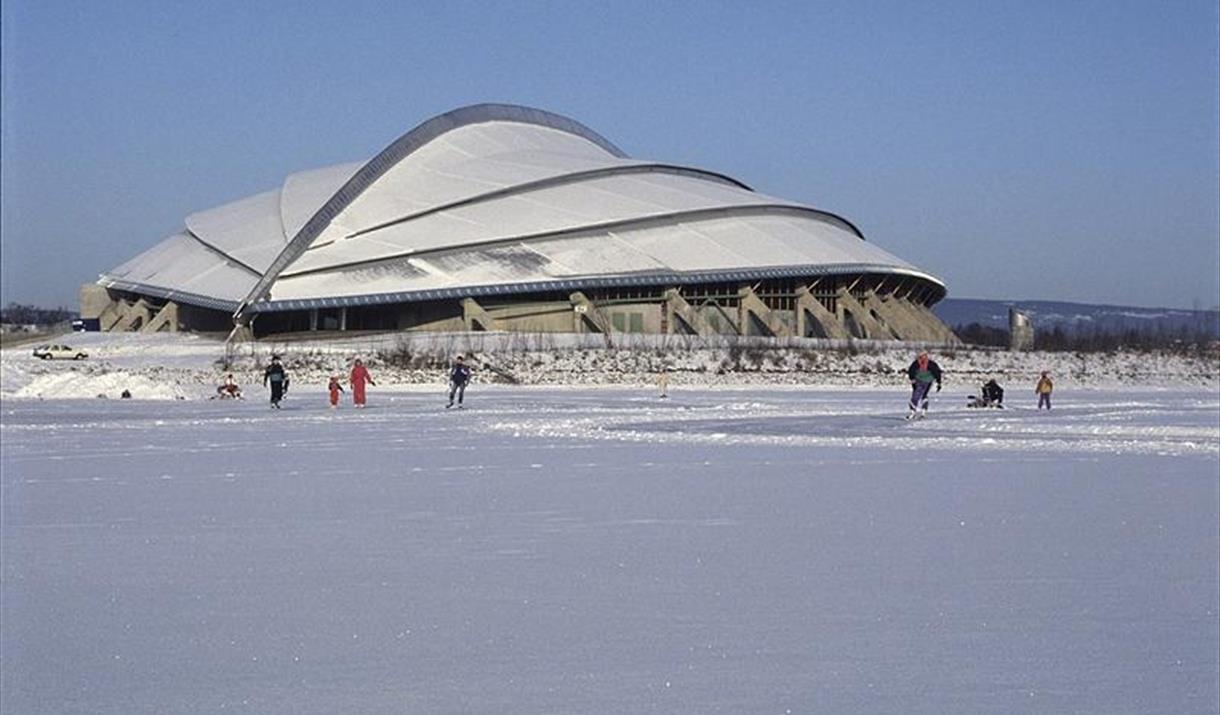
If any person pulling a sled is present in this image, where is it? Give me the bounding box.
[447,355,472,409]
[263,355,288,409]
[906,350,942,419]
[350,358,376,408]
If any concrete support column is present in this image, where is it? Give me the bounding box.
[873,294,929,340]
[569,292,614,345]
[907,301,962,344]
[795,287,849,339]
[736,286,790,337]
[98,302,125,332]
[887,295,952,342]
[79,284,113,320]
[862,291,927,341]
[663,288,715,336]
[834,288,889,340]
[462,297,500,331]
[111,298,154,332]
[141,301,180,333]
[309,309,319,331]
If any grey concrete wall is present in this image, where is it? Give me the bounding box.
[79,284,113,320]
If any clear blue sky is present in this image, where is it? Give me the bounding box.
[2,0,1217,310]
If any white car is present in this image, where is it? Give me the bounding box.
[32,344,88,360]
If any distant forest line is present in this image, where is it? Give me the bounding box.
[953,322,1218,352]
[1,303,78,326]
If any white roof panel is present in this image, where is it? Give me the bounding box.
[280,161,364,239]
[103,233,258,302]
[184,189,286,272]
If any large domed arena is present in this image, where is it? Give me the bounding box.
[85,104,957,343]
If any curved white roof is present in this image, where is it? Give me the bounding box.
[100,104,945,316]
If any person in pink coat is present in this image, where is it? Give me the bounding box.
[349,358,376,408]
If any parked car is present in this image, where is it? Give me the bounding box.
[32,344,88,360]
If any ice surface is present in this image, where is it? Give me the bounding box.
[2,387,1217,713]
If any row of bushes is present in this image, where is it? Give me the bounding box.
[0,303,77,326]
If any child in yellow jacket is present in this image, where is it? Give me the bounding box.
[1035,372,1053,410]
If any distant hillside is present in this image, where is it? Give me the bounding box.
[935,298,1220,338]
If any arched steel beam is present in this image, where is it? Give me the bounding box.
[231,103,628,325]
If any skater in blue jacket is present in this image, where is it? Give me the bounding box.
[905,351,942,419]
[447,356,473,409]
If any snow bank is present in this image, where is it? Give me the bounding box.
[2,332,1216,400]
[11,368,190,400]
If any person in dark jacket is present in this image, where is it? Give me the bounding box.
[982,379,1004,407]
[263,355,288,409]
[968,378,1004,408]
[446,356,472,409]
[905,351,943,419]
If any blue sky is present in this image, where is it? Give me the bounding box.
[2,0,1217,309]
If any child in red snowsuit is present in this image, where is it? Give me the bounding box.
[328,376,344,408]
[350,358,375,408]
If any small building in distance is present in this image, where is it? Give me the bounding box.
[1009,308,1035,351]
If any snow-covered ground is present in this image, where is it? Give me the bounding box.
[2,332,1217,401]
[2,381,1217,713]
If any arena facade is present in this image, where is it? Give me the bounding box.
[84,104,958,343]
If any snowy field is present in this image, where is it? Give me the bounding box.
[2,385,1218,713]
[3,332,1219,402]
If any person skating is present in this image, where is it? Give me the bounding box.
[350,358,376,408]
[905,350,942,419]
[263,355,288,409]
[446,355,472,409]
[328,375,344,408]
[1035,371,1054,410]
